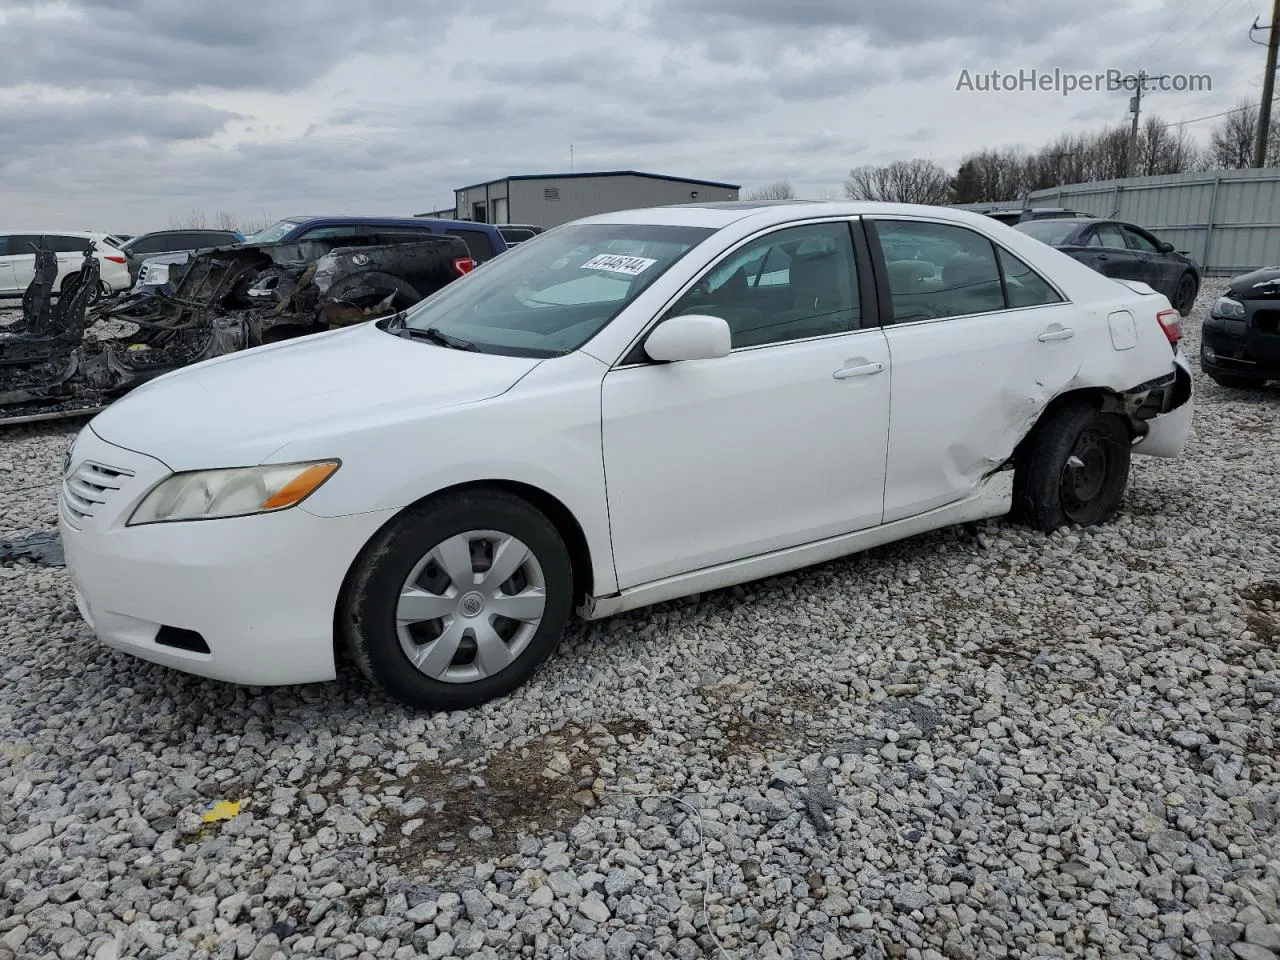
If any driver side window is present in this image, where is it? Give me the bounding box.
[666,222,861,349]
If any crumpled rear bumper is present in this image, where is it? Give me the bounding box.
[1131,351,1194,458]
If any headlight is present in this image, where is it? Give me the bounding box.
[128,460,339,525]
[1211,296,1247,319]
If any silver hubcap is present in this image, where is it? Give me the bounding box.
[396,530,546,684]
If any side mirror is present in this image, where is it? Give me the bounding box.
[1160,241,1175,253]
[644,314,731,362]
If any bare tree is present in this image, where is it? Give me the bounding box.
[168,208,208,229]
[1208,102,1259,169]
[1131,116,1199,175]
[746,180,797,200]
[213,210,240,231]
[844,159,951,204]
[814,187,840,200]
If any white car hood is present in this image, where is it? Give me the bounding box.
[89,323,541,471]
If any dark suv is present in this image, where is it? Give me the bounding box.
[243,216,510,263]
[119,229,243,284]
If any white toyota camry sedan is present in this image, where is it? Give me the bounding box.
[59,201,1194,709]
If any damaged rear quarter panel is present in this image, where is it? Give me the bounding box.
[879,290,1186,525]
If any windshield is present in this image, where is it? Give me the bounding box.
[396,222,715,356]
[242,219,300,245]
[1015,220,1081,245]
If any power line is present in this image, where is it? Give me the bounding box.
[1081,0,1240,126]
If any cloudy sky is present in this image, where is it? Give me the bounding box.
[0,0,1267,232]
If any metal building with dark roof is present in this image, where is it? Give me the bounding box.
[447,170,741,229]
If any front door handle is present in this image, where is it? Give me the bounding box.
[1038,327,1075,342]
[833,361,884,379]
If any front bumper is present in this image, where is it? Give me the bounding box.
[59,427,396,687]
[1201,308,1280,381]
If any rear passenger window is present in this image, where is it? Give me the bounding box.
[45,235,92,254]
[447,230,495,260]
[874,220,1004,321]
[996,247,1063,308]
[298,226,360,240]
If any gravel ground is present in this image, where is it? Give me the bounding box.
[1,280,1279,960]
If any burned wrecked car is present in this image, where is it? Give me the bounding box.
[1201,265,1280,388]
[0,233,475,424]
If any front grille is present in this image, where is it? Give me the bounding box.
[62,461,133,524]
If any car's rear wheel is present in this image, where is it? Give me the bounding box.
[1208,372,1265,389]
[1015,401,1131,531]
[340,490,573,710]
[1173,272,1198,316]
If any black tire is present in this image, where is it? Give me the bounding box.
[60,271,106,303]
[1014,401,1132,532]
[340,489,573,710]
[1173,272,1198,316]
[1208,372,1264,389]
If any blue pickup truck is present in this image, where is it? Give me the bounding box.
[132,215,510,290]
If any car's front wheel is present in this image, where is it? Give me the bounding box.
[340,489,573,710]
[1015,400,1132,531]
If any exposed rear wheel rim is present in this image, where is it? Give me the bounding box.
[395,529,546,684]
[1059,426,1114,523]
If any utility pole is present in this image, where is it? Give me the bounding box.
[1254,0,1280,167]
[1126,70,1146,178]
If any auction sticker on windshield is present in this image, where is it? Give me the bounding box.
[580,254,657,276]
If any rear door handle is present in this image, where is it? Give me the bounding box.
[1038,327,1075,342]
[833,361,884,379]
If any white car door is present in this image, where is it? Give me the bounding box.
[6,234,40,293]
[0,235,16,294]
[49,234,89,287]
[869,217,1088,523]
[601,219,892,589]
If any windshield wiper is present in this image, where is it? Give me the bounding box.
[396,324,480,351]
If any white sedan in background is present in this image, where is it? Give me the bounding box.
[60,201,1194,709]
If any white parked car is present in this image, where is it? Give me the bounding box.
[60,201,1194,709]
[0,230,131,298]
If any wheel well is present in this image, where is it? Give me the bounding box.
[331,479,595,665]
[1012,387,1129,466]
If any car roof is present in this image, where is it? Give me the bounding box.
[576,200,1044,231]
[1,229,110,237]
[1019,217,1098,225]
[281,215,500,231]
[132,228,238,236]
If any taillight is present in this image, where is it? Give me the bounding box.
[1156,307,1182,346]
[104,255,126,264]
[452,257,476,275]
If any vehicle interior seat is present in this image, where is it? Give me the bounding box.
[941,254,1004,315]
[885,259,938,321]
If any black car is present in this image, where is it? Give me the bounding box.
[980,206,1092,226]
[496,223,545,245]
[1015,217,1201,315]
[1200,267,1280,388]
[118,228,243,284]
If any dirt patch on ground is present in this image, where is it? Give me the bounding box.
[375,719,650,869]
[1241,582,1280,644]
[1242,581,1280,607]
